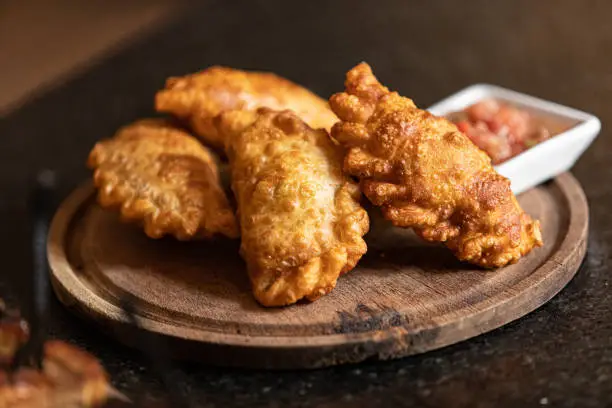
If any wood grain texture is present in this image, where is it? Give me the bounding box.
[47,173,588,369]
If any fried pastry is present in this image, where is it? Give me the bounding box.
[0,341,110,408]
[88,119,238,240]
[0,307,27,367]
[1,306,110,408]
[156,66,338,149]
[329,63,542,267]
[216,109,369,306]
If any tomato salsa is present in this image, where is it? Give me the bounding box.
[448,99,551,164]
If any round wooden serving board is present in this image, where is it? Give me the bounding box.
[48,173,588,369]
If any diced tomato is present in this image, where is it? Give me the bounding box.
[464,125,512,164]
[488,105,530,145]
[450,98,550,164]
[466,99,500,122]
[456,120,472,133]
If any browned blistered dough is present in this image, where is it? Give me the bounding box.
[0,340,109,408]
[156,66,338,149]
[329,63,542,267]
[216,109,368,306]
[88,119,238,240]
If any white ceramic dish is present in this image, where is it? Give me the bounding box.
[427,84,601,195]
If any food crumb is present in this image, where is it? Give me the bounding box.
[540,397,549,405]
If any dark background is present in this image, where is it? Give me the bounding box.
[2,1,611,406]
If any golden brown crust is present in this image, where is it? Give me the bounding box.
[330,63,542,268]
[216,109,369,306]
[156,66,338,149]
[0,316,28,366]
[88,119,238,240]
[0,340,109,407]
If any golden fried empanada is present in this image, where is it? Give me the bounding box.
[330,63,542,267]
[216,109,368,306]
[88,119,238,240]
[156,66,338,149]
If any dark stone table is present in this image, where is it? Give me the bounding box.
[2,1,611,406]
